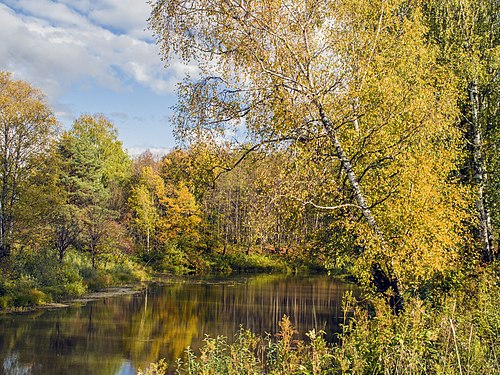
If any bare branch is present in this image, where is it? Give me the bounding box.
[277,194,363,211]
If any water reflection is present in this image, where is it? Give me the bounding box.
[0,274,356,375]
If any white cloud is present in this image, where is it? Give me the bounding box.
[87,0,153,40]
[58,0,153,40]
[127,146,172,158]
[0,0,197,100]
[6,0,89,27]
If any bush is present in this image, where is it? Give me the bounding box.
[139,316,333,375]
[80,267,113,291]
[137,242,193,274]
[0,296,11,309]
[79,252,149,291]
[10,275,48,307]
[100,253,149,283]
[10,249,87,299]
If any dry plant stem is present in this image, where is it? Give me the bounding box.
[450,318,463,375]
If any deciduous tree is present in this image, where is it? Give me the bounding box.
[0,72,56,257]
[424,0,499,262]
[150,0,469,305]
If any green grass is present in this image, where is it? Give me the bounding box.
[0,248,150,311]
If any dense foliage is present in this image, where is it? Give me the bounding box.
[0,0,498,371]
[149,0,498,302]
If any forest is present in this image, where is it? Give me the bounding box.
[1,0,499,373]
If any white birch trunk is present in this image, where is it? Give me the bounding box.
[469,80,494,262]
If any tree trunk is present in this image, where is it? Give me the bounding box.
[317,105,385,240]
[91,244,96,269]
[58,246,65,263]
[318,104,403,312]
[469,80,494,263]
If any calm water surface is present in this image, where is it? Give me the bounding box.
[0,274,356,374]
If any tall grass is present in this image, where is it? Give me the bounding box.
[336,289,499,374]
[139,316,335,375]
[139,266,499,375]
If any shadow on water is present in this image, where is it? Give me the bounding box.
[0,274,358,375]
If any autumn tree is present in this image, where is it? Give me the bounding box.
[128,150,203,270]
[162,182,202,250]
[424,0,499,262]
[0,72,57,258]
[20,149,73,258]
[150,0,470,305]
[129,164,164,253]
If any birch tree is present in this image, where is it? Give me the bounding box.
[129,166,164,253]
[0,72,56,258]
[150,0,468,304]
[424,0,499,262]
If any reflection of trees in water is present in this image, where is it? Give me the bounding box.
[176,275,352,343]
[0,302,133,374]
[124,285,201,369]
[0,275,355,374]
[50,322,76,356]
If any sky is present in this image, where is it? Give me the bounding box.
[0,0,197,156]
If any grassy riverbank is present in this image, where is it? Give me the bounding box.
[136,244,326,276]
[0,249,149,311]
[140,263,499,375]
[0,247,325,311]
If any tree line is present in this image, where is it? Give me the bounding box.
[149,0,499,306]
[0,71,337,276]
[0,0,498,309]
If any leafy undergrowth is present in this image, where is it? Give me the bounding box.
[137,242,324,275]
[203,252,291,274]
[0,249,149,311]
[140,265,499,375]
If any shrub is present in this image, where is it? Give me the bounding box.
[9,249,88,300]
[137,242,193,274]
[10,275,48,307]
[81,267,113,291]
[139,316,333,375]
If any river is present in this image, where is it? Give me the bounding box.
[0,274,356,374]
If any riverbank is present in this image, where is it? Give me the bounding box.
[0,249,150,312]
[0,284,148,314]
[12,286,144,313]
[0,247,330,313]
[139,246,327,276]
